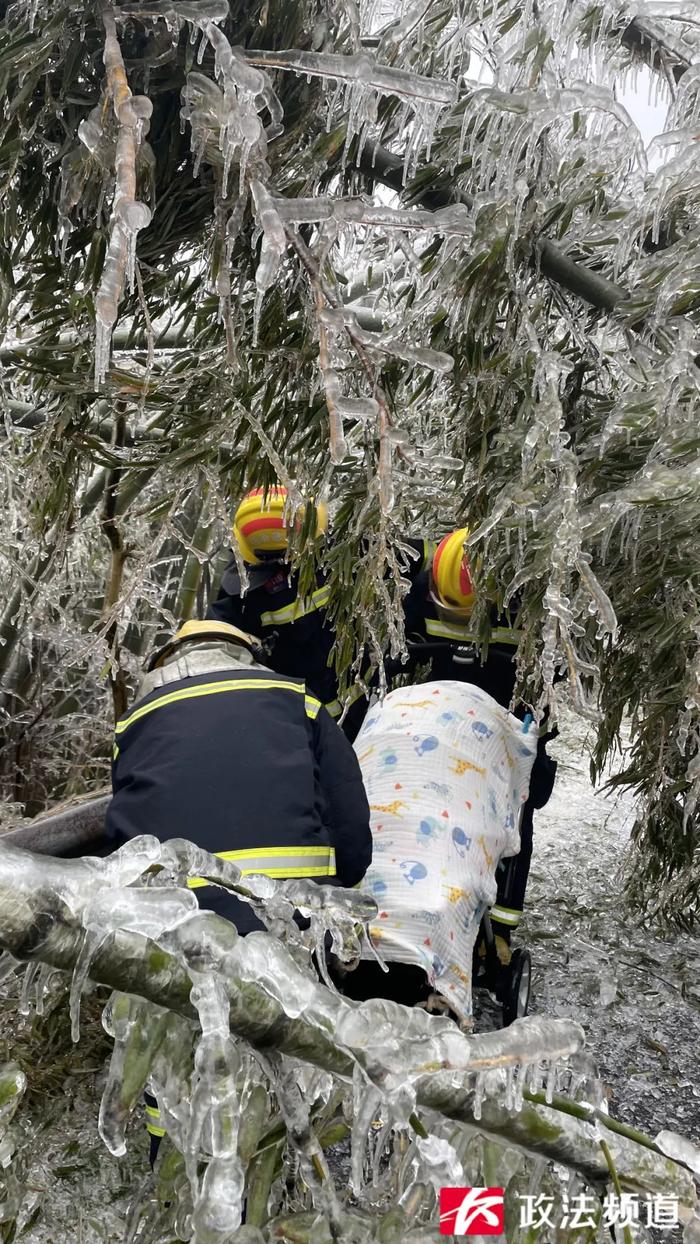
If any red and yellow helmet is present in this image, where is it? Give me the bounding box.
[232,487,328,565]
[431,528,476,616]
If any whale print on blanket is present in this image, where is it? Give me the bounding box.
[353,681,537,1024]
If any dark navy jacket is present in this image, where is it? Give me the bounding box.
[207,538,434,739]
[107,665,372,932]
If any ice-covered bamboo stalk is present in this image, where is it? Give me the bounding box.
[0,794,110,855]
[0,841,694,1210]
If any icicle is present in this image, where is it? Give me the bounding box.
[19,961,41,1017]
[249,180,286,345]
[473,1070,487,1120]
[545,1061,557,1104]
[0,952,19,987]
[187,975,246,1242]
[33,964,59,1017]
[351,1065,384,1196]
[378,432,394,516]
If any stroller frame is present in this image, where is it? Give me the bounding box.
[474,906,532,1028]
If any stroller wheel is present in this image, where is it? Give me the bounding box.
[501,948,531,1027]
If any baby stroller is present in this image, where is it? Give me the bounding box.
[387,639,535,1029]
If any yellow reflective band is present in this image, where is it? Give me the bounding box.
[113,743,119,760]
[490,627,521,647]
[324,683,368,718]
[116,677,306,736]
[424,619,521,646]
[145,1103,165,1136]
[490,904,522,926]
[186,846,337,889]
[259,585,331,627]
[425,617,475,641]
[305,695,322,719]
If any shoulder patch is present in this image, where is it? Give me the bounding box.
[264,569,288,594]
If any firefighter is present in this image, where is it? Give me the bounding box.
[107,618,373,1166]
[206,486,434,740]
[107,618,373,931]
[400,528,558,958]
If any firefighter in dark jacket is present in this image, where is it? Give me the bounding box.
[206,485,434,741]
[107,619,373,933]
[107,617,372,1163]
[401,528,558,959]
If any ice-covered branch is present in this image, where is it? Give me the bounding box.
[273,191,474,237]
[94,3,153,386]
[244,48,455,176]
[621,16,693,83]
[0,839,695,1209]
[314,283,348,465]
[354,141,630,313]
[243,49,457,108]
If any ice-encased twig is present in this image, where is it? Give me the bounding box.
[314,284,347,465]
[243,49,457,108]
[0,838,695,1209]
[94,3,153,386]
[273,192,474,237]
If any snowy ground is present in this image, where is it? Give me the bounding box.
[1,707,699,1240]
[516,707,700,1145]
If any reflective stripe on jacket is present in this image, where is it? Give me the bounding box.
[424,617,522,646]
[403,571,523,710]
[206,538,433,733]
[107,657,372,913]
[187,845,337,886]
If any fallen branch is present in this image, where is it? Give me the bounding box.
[0,840,694,1209]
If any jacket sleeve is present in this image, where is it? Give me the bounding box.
[312,707,372,888]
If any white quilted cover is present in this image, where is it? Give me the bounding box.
[354,680,537,1022]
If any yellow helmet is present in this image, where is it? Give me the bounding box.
[147,620,259,672]
[431,528,476,616]
[232,487,328,565]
